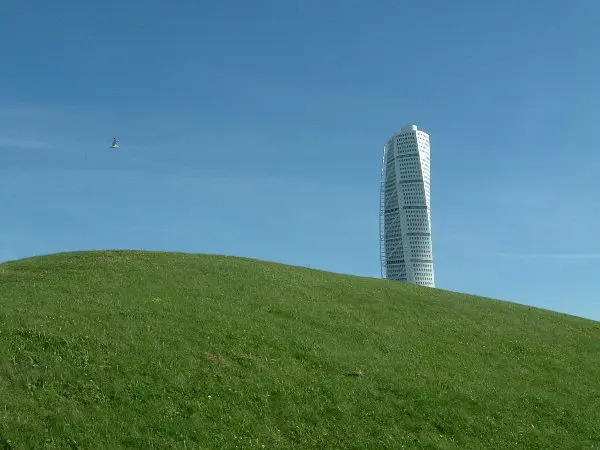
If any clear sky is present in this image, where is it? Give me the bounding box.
[1,0,599,321]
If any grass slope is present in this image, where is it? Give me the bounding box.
[0,250,599,449]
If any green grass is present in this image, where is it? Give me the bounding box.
[0,250,599,449]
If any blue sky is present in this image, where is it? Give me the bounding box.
[1,0,599,321]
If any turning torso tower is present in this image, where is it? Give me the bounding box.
[379,124,435,287]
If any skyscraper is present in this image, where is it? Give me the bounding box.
[379,124,435,287]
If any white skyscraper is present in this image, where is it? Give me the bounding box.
[379,124,435,287]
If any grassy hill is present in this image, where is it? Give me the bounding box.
[0,250,599,449]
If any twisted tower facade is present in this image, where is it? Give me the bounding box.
[379,124,435,287]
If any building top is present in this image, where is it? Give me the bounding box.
[401,124,418,132]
